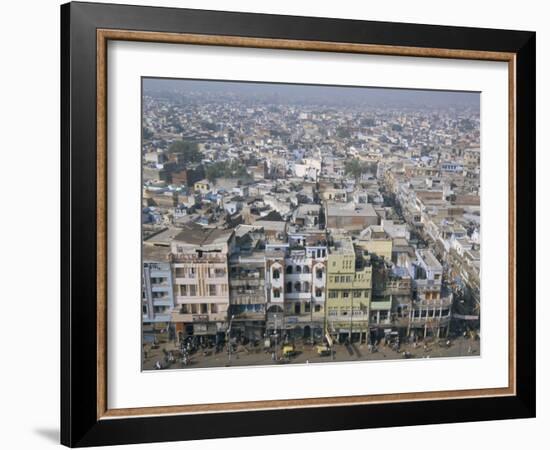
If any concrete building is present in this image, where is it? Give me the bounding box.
[326,236,372,342]
[142,245,175,325]
[405,249,452,338]
[325,202,379,233]
[170,225,235,339]
[229,252,267,340]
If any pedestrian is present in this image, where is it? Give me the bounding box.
[271,351,276,361]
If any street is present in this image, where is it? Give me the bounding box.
[142,335,480,370]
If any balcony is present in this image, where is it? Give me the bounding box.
[230,279,263,287]
[171,310,227,323]
[370,300,392,311]
[152,297,173,307]
[174,277,198,285]
[230,292,266,304]
[175,296,228,305]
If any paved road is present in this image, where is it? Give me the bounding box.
[142,336,480,370]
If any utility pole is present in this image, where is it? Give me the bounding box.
[273,313,278,361]
[227,314,235,362]
[349,292,353,342]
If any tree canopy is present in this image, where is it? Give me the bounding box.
[205,160,250,183]
[344,159,369,180]
[167,140,202,164]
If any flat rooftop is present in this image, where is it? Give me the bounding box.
[326,202,377,217]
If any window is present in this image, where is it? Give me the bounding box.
[343,291,350,298]
[209,284,217,296]
[315,289,322,297]
[189,285,196,296]
[286,266,293,274]
[294,303,301,314]
[215,268,225,277]
[328,290,337,299]
[316,269,323,279]
[180,304,189,314]
[200,303,208,314]
[211,303,218,313]
[353,290,361,298]
[303,265,310,273]
[335,276,340,283]
[273,289,280,299]
[315,304,321,312]
[180,285,187,296]
[286,282,292,293]
[142,305,148,315]
[304,302,311,313]
[295,265,302,273]
[303,281,310,292]
[191,304,198,314]
[294,282,301,292]
[189,267,196,278]
[273,269,280,279]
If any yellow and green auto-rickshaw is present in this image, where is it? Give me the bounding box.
[316,344,331,356]
[282,344,295,358]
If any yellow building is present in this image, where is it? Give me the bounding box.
[326,236,372,342]
[356,225,393,261]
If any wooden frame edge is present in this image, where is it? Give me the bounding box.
[95,28,517,420]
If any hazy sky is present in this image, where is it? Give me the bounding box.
[143,77,480,109]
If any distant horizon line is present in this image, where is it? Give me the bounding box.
[142,77,480,108]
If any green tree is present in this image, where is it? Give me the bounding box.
[167,140,202,164]
[344,159,367,180]
[205,160,250,183]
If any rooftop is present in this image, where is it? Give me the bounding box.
[173,223,233,246]
[326,202,377,217]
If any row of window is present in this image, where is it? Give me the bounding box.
[179,303,220,314]
[178,284,225,297]
[272,267,324,278]
[142,305,169,315]
[286,303,322,314]
[174,267,226,278]
[273,287,323,298]
[327,290,370,299]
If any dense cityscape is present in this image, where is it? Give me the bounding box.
[141,79,481,370]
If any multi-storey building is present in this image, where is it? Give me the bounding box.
[170,226,234,340]
[142,245,175,325]
[405,249,453,338]
[229,252,267,340]
[282,245,327,340]
[264,246,286,339]
[326,236,372,343]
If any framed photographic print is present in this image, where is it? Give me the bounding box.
[61,1,536,447]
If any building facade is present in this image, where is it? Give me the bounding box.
[326,237,372,342]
